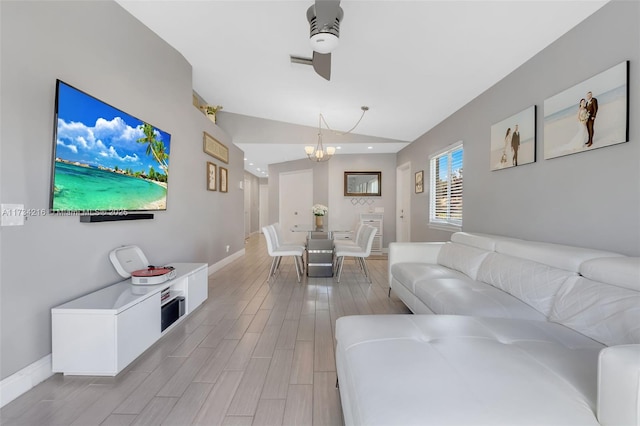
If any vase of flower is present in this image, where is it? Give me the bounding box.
[312,204,328,230]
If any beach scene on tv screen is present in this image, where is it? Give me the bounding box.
[52,82,171,212]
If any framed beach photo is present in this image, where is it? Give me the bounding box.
[415,170,424,193]
[207,162,217,191]
[544,61,628,160]
[219,167,228,193]
[490,105,536,171]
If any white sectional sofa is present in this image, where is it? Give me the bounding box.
[335,232,640,426]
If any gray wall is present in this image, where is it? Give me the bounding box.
[0,1,245,379]
[398,1,639,256]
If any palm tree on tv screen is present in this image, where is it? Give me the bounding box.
[136,123,169,179]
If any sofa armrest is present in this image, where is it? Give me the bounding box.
[388,242,445,286]
[597,344,640,426]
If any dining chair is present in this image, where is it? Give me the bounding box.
[334,225,377,283]
[333,222,365,251]
[262,225,305,283]
[272,222,306,250]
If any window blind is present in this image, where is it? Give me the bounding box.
[430,143,463,229]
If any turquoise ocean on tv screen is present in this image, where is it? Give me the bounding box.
[52,162,167,211]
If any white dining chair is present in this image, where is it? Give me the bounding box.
[262,225,305,283]
[333,222,365,251]
[334,225,377,283]
[272,222,306,250]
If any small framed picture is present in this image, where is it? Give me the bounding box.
[219,167,228,193]
[207,162,217,191]
[415,170,424,193]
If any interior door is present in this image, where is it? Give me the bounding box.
[259,183,269,232]
[396,162,411,242]
[244,178,251,239]
[279,169,313,244]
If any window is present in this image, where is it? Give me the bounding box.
[429,143,463,230]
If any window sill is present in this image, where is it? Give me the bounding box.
[428,222,462,233]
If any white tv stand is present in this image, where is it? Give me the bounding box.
[51,263,207,376]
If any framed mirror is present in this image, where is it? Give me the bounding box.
[344,171,382,196]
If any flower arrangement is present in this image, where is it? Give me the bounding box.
[312,204,328,216]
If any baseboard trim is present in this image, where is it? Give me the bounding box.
[0,354,54,408]
[208,248,245,275]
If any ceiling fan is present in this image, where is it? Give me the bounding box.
[290,0,344,81]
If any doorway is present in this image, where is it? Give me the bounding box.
[244,178,251,239]
[279,169,313,244]
[259,183,269,232]
[396,162,411,242]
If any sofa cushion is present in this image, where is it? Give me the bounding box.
[549,275,640,346]
[477,252,575,317]
[336,315,603,426]
[436,242,491,280]
[414,277,546,321]
[390,263,467,293]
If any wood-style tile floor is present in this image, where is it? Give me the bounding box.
[1,233,410,426]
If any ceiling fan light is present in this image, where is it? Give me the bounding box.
[310,33,339,54]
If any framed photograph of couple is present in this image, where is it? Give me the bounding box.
[490,105,536,171]
[543,61,629,160]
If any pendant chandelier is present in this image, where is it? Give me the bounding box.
[305,106,369,162]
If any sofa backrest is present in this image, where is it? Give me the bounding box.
[549,257,640,346]
[449,232,628,319]
[493,238,623,273]
[476,252,576,317]
[450,232,499,251]
[436,242,491,280]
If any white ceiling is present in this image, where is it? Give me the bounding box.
[116,0,608,177]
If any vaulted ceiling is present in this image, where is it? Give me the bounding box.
[117,0,608,177]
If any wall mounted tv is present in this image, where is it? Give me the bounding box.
[50,80,171,215]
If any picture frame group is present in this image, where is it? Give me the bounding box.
[203,132,229,193]
[489,60,628,170]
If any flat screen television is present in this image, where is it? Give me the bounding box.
[50,80,171,214]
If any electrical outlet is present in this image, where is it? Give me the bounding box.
[1,204,25,226]
[225,245,230,253]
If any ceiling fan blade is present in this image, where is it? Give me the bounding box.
[312,51,331,81]
[313,0,341,29]
[290,55,313,66]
